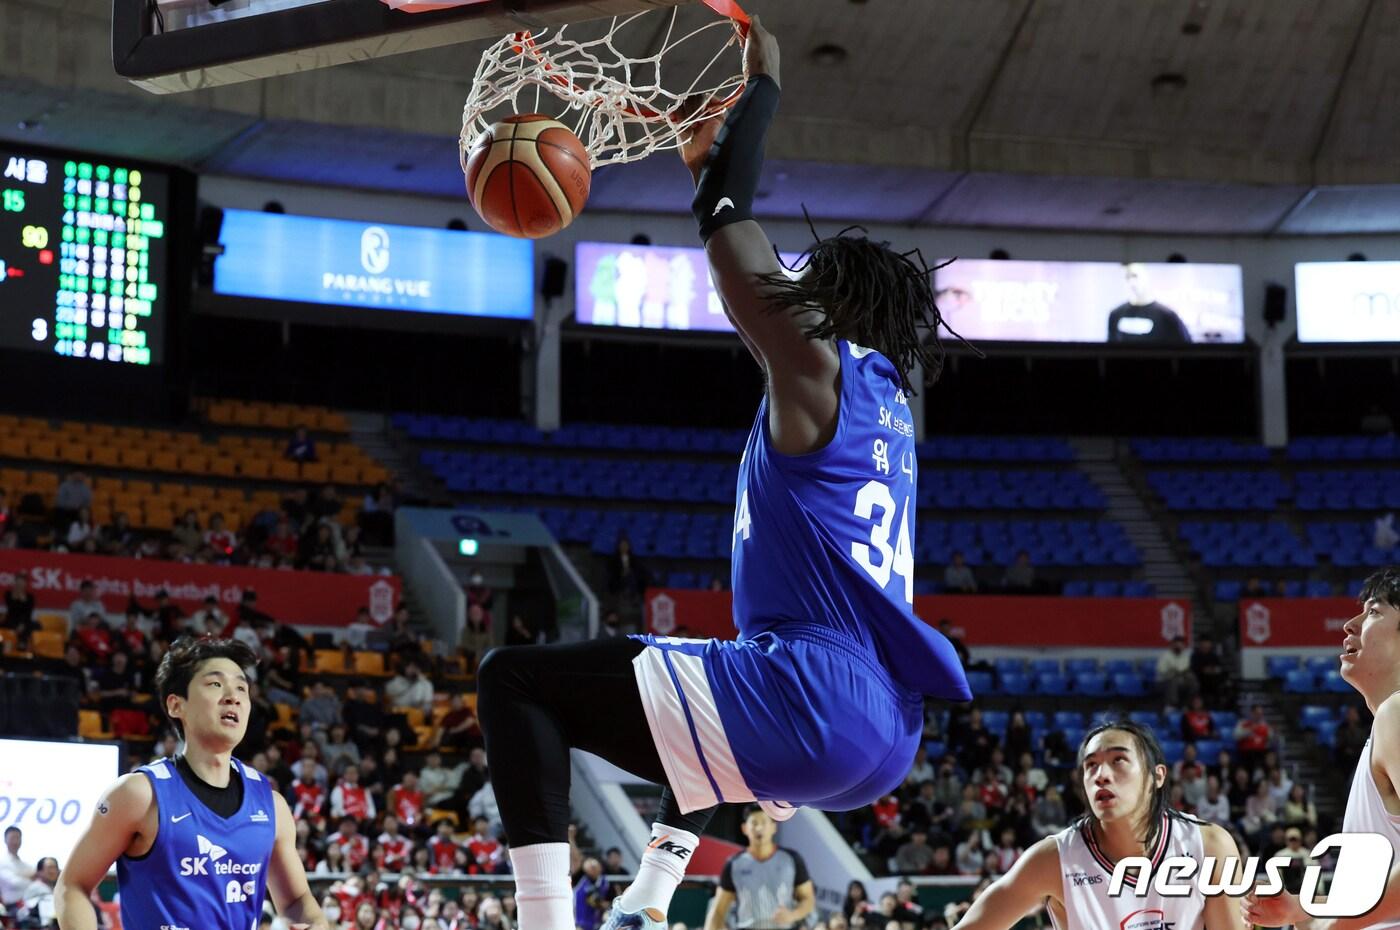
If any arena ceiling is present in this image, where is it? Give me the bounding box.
[3,0,1399,234]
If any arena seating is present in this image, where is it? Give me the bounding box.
[1288,435,1400,462]
[1131,437,1272,463]
[0,407,388,532]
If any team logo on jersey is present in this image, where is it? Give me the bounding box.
[1120,909,1171,930]
[1065,871,1103,887]
[250,809,270,823]
[225,878,257,904]
[179,833,262,881]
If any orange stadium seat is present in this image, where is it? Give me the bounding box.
[0,437,26,459]
[271,460,299,482]
[353,652,386,677]
[91,444,122,467]
[314,649,347,674]
[232,403,261,427]
[331,464,361,485]
[209,457,239,478]
[79,709,114,740]
[261,406,292,429]
[240,458,271,480]
[179,452,210,474]
[301,462,329,483]
[126,479,154,495]
[30,631,64,659]
[38,614,68,635]
[27,438,58,461]
[0,629,19,655]
[119,447,150,469]
[149,449,179,472]
[58,441,90,465]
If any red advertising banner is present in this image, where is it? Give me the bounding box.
[645,589,1190,648]
[0,549,400,628]
[1238,598,1358,648]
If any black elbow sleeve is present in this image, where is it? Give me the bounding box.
[692,75,781,242]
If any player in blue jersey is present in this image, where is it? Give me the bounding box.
[55,637,328,930]
[476,17,970,930]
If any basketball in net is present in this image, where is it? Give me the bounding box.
[465,115,591,239]
[459,0,750,235]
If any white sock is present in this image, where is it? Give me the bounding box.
[509,843,574,930]
[619,824,700,919]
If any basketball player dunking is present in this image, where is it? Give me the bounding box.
[1244,567,1400,930]
[474,16,969,930]
[950,722,1248,930]
[55,637,328,930]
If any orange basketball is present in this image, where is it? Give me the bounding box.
[465,114,592,239]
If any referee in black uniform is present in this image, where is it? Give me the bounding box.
[706,806,816,930]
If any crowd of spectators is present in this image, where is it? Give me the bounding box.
[0,469,400,576]
[834,634,1325,915]
[940,551,1044,595]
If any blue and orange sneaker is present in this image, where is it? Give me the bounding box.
[599,904,667,930]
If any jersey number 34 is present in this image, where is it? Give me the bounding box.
[853,480,914,603]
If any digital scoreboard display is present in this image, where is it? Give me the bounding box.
[0,148,169,365]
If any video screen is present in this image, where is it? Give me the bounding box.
[575,241,803,333]
[0,738,121,867]
[1295,261,1400,343]
[213,209,535,320]
[932,259,1245,344]
[0,149,169,364]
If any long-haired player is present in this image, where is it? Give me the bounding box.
[475,15,971,930]
[949,721,1248,930]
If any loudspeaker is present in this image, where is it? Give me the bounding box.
[542,256,568,302]
[1263,283,1287,326]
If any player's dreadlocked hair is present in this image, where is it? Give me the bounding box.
[755,217,979,395]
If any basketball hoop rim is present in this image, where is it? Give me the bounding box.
[510,0,751,124]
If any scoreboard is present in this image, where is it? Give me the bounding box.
[0,147,169,366]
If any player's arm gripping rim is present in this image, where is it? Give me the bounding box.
[1269,694,1400,930]
[54,774,153,930]
[681,16,842,457]
[948,836,1061,929]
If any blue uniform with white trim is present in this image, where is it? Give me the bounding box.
[634,341,970,816]
[117,758,276,930]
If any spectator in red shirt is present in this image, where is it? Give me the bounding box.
[331,764,376,822]
[388,771,425,829]
[427,821,460,875]
[871,794,900,830]
[375,815,414,872]
[266,516,300,560]
[204,512,238,556]
[1233,703,1273,773]
[331,817,370,872]
[1181,694,1215,742]
[118,608,147,655]
[466,816,506,875]
[291,775,327,828]
[76,611,114,661]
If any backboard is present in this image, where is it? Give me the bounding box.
[112,0,690,94]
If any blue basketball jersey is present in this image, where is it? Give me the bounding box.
[118,757,277,930]
[730,340,970,701]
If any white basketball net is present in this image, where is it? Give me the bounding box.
[460,7,747,171]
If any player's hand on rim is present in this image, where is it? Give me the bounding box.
[742,15,780,89]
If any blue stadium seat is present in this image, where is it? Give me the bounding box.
[1037,673,1071,696]
[966,671,995,695]
[999,672,1032,697]
[923,740,946,759]
[1160,740,1185,763]
[1030,658,1061,676]
[1076,672,1109,696]
[981,711,1010,733]
[1065,658,1099,675]
[1305,656,1336,678]
[1105,659,1136,677]
[1053,711,1085,730]
[1265,656,1300,679]
[1112,674,1148,697]
[1283,669,1315,693]
[1323,670,1350,693]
